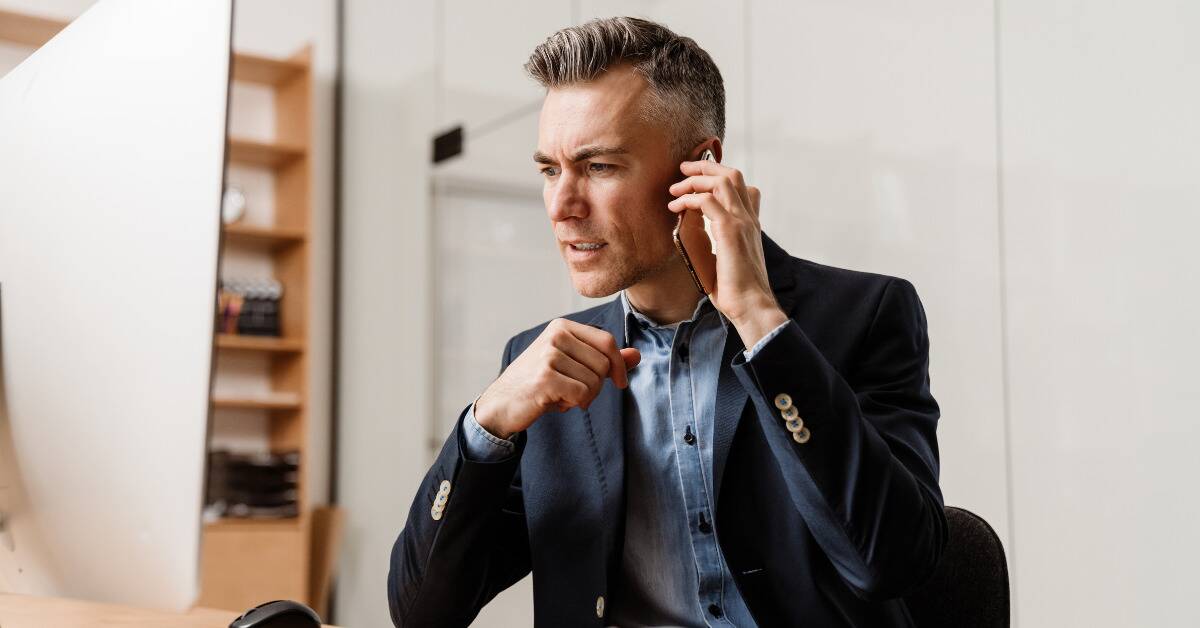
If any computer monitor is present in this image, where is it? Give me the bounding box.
[0,0,231,611]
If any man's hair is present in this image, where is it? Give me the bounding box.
[524,16,725,159]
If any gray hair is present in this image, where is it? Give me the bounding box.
[524,16,726,159]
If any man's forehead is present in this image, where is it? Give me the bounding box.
[535,109,654,163]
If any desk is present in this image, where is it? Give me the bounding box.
[0,594,340,627]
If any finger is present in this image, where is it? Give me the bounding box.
[547,371,592,410]
[681,161,753,209]
[620,347,641,370]
[670,175,750,216]
[570,322,629,388]
[747,186,761,219]
[548,347,603,400]
[669,175,724,196]
[550,330,611,382]
[667,193,731,227]
[680,159,734,177]
[670,174,751,213]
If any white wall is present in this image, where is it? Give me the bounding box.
[335,1,436,626]
[998,2,1200,626]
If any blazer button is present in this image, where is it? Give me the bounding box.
[595,595,605,618]
[785,417,805,433]
[792,426,811,444]
[431,480,452,520]
[781,405,799,421]
[773,393,793,410]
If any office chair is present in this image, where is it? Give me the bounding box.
[904,506,1010,627]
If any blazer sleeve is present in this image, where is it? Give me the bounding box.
[387,335,532,627]
[731,278,947,601]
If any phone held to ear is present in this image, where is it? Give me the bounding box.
[673,148,718,295]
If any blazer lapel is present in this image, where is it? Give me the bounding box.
[712,333,750,499]
[712,232,799,499]
[581,298,627,559]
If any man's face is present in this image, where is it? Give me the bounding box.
[535,64,683,298]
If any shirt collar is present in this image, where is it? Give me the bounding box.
[618,290,727,345]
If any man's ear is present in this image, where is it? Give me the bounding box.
[708,138,724,163]
[686,138,724,163]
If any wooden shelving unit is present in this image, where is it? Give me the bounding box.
[212,394,303,412]
[216,333,305,353]
[222,223,307,250]
[228,137,306,168]
[203,42,316,613]
[0,9,332,616]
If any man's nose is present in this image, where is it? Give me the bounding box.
[547,170,588,222]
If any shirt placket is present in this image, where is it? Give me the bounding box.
[669,318,730,625]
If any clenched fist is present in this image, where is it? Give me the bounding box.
[473,318,642,439]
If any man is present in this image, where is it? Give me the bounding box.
[389,17,945,628]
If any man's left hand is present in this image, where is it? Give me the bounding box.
[668,160,788,348]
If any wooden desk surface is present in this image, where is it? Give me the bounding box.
[0,593,340,627]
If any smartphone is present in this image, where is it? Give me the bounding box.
[673,148,718,295]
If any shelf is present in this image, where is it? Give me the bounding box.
[231,52,306,86]
[0,9,66,48]
[222,223,306,250]
[205,517,302,531]
[228,137,304,168]
[215,334,304,354]
[212,394,302,412]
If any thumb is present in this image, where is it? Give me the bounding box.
[620,347,641,370]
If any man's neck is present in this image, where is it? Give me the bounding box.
[624,261,704,326]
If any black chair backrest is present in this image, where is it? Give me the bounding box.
[904,506,1010,628]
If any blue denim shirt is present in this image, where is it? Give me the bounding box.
[462,292,787,627]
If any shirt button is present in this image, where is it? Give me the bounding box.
[698,512,713,534]
[708,603,723,619]
[595,595,605,618]
[683,425,696,445]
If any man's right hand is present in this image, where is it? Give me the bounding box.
[473,319,642,439]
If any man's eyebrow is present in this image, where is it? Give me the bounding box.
[533,145,629,165]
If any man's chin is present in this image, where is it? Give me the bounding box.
[568,270,626,299]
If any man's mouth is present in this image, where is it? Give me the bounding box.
[569,242,606,251]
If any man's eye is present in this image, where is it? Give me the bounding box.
[540,167,558,177]
[588,163,613,173]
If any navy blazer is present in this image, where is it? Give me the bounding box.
[389,234,946,627]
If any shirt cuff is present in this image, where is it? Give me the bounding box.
[460,402,518,461]
[742,319,791,361]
